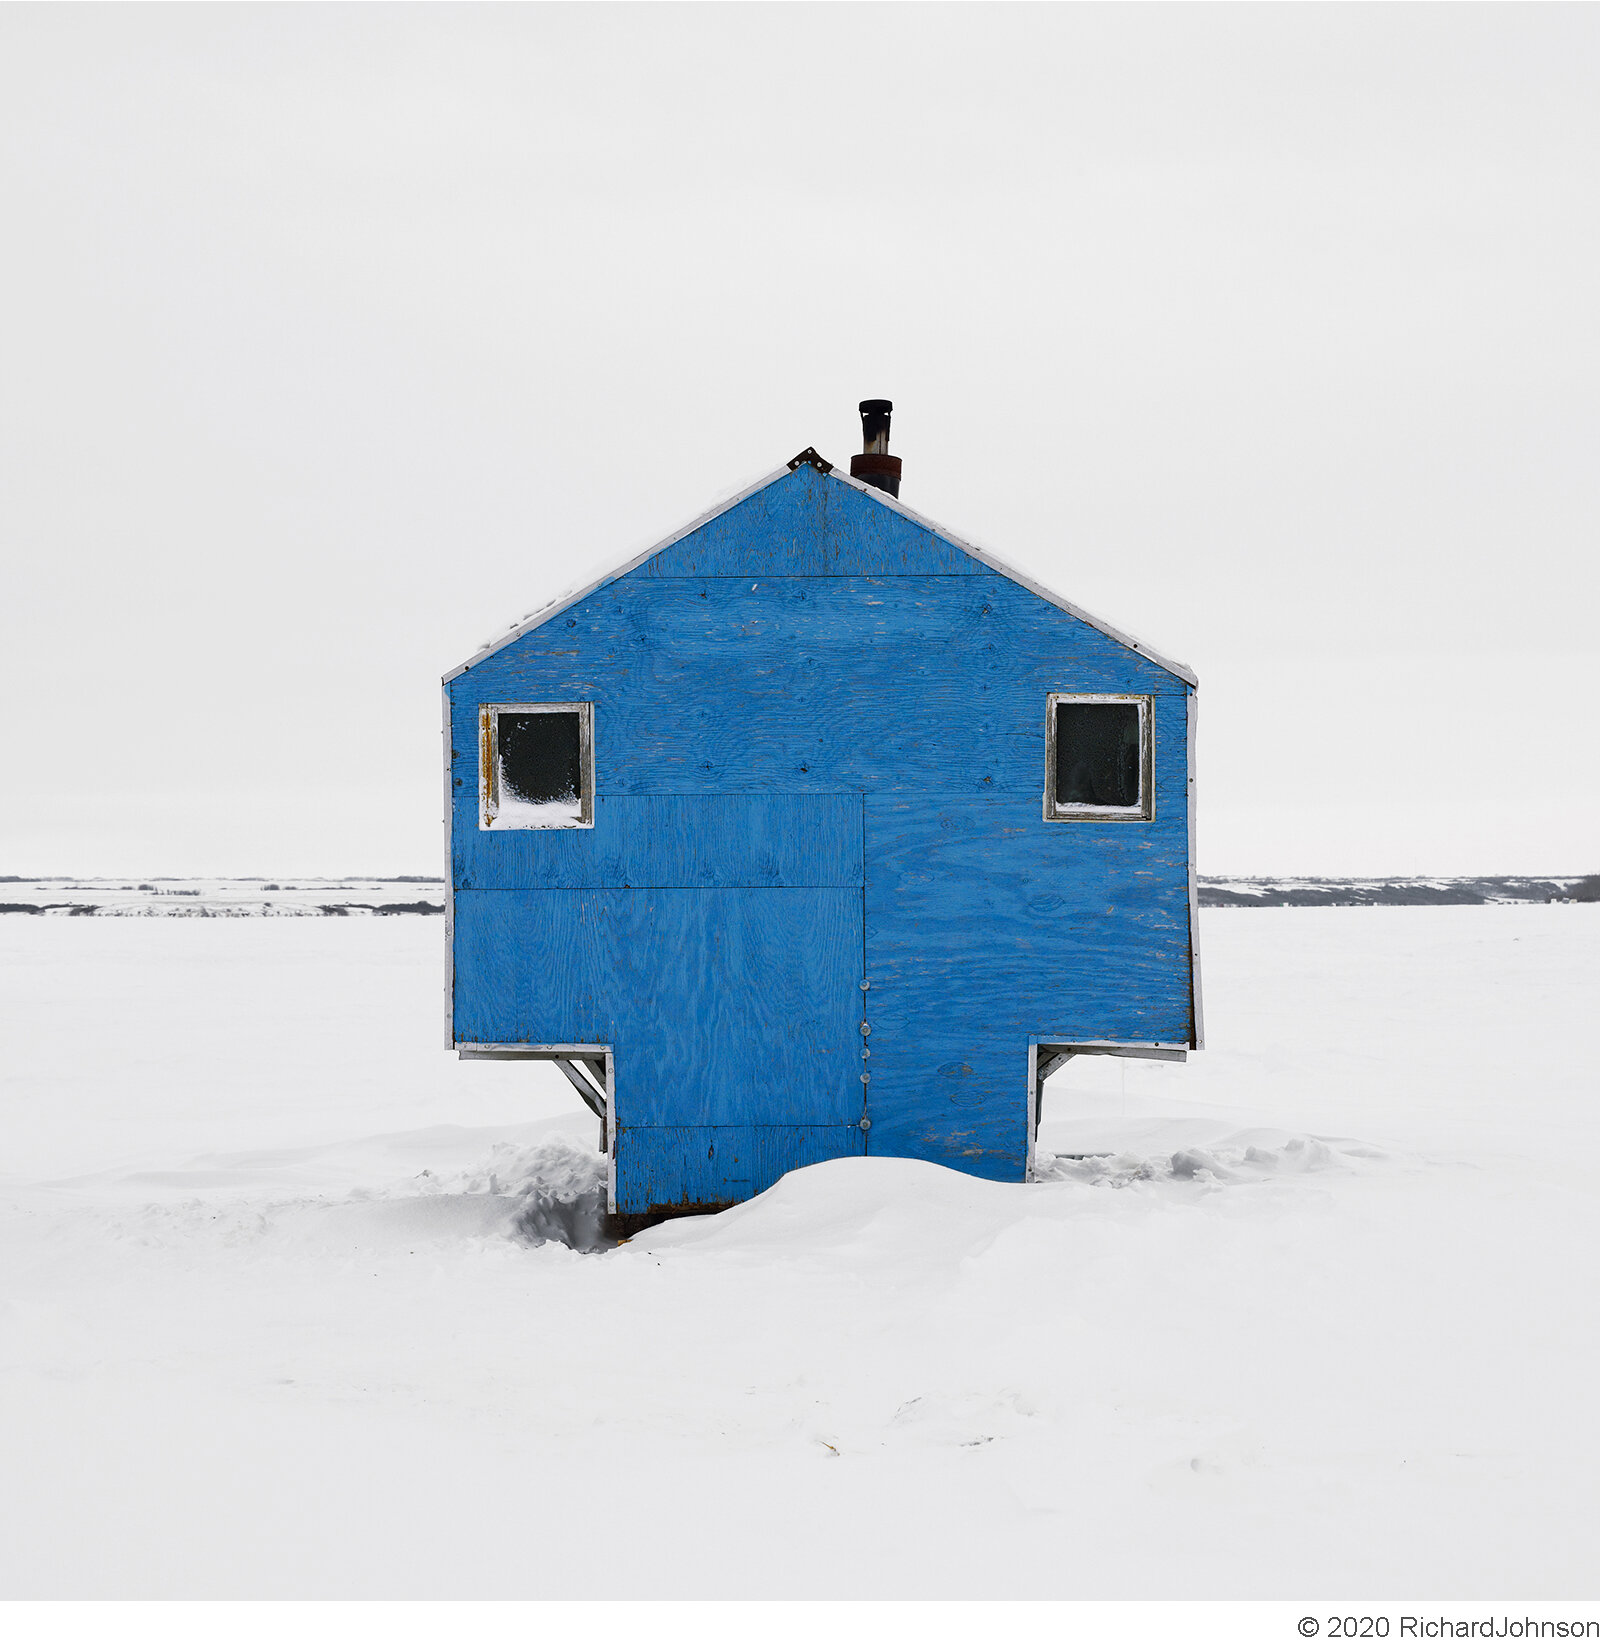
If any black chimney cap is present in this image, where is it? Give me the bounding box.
[858,400,893,449]
[851,398,901,497]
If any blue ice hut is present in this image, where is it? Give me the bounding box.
[445,401,1201,1221]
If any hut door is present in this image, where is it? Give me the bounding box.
[610,882,866,1213]
[607,794,867,1215]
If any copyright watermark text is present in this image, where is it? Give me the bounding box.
[1294,1621,1600,1641]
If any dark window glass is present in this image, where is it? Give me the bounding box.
[1055,703,1141,809]
[499,711,582,805]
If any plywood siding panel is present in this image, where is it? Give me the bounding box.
[864,1036,1033,1183]
[453,886,862,1129]
[861,701,1193,1177]
[448,576,1184,809]
[455,793,863,890]
[637,462,982,577]
[618,1125,865,1213]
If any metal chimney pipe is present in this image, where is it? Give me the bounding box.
[850,399,902,497]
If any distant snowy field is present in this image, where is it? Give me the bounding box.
[2,910,1597,1599]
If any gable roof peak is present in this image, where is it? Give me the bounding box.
[444,459,1197,688]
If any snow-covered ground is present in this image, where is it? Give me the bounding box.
[1,909,1596,1599]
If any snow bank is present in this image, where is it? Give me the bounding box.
[88,1123,1385,1269]
[417,1134,614,1253]
[634,1154,1027,1263]
[631,1125,1387,1265]
[77,1121,1382,1273]
[1036,1129,1384,1188]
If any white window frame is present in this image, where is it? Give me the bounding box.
[479,702,595,830]
[1044,692,1154,823]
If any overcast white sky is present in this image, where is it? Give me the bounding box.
[3,4,1596,876]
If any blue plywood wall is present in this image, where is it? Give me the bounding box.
[448,461,1196,1215]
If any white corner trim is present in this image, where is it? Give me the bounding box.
[1187,687,1206,1051]
[606,1052,617,1215]
[441,682,456,1050]
[1025,1041,1039,1182]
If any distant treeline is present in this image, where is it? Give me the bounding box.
[1198,875,1600,907]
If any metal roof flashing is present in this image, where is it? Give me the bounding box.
[822,466,1198,688]
[443,459,1198,689]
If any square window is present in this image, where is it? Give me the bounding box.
[1045,694,1153,822]
[479,703,594,829]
